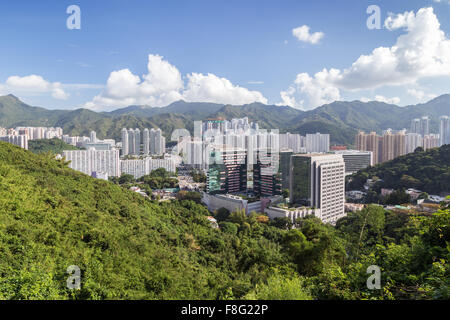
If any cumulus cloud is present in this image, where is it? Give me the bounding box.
[360,95,401,105]
[281,7,450,109]
[1,74,69,100]
[85,54,267,111]
[407,88,437,101]
[292,25,324,44]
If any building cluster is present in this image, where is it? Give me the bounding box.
[63,128,178,180]
[0,126,64,150]
[203,147,346,225]
[356,116,449,165]
[121,128,165,156]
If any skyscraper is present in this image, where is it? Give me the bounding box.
[134,128,141,155]
[143,128,150,155]
[128,129,135,155]
[440,116,450,146]
[121,128,129,156]
[90,131,97,143]
[410,116,430,137]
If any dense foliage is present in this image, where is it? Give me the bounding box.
[28,138,80,154]
[0,142,448,300]
[347,145,450,195]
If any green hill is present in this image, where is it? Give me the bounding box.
[28,138,80,154]
[347,145,450,194]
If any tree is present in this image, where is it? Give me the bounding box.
[119,173,135,185]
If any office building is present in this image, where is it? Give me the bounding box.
[206,148,247,195]
[289,154,345,224]
[333,150,373,174]
[253,151,282,197]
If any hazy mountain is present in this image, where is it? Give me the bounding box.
[1,94,449,145]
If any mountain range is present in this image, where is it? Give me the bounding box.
[1,94,449,146]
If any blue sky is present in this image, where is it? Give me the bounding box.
[0,0,449,110]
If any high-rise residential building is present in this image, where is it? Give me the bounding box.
[150,128,165,155]
[356,130,405,164]
[0,134,28,150]
[128,129,136,155]
[90,131,97,143]
[121,128,129,156]
[405,133,423,154]
[440,116,450,146]
[120,156,179,179]
[63,149,120,177]
[423,134,440,150]
[410,116,430,137]
[356,131,380,164]
[333,150,373,175]
[306,133,330,153]
[143,128,150,155]
[421,116,430,137]
[206,148,247,195]
[289,154,345,224]
[134,128,141,155]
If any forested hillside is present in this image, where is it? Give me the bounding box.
[28,138,80,154]
[0,142,448,299]
[347,145,450,194]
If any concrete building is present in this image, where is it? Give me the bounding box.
[202,192,283,215]
[306,133,330,153]
[0,134,28,150]
[406,133,423,154]
[63,149,121,177]
[265,206,322,223]
[423,134,440,150]
[206,148,247,194]
[439,116,450,146]
[289,153,345,224]
[333,150,373,175]
[121,128,129,156]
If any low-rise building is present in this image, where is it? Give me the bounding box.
[264,206,321,223]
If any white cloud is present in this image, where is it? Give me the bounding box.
[361,95,401,105]
[406,88,437,101]
[2,75,69,100]
[85,54,267,111]
[292,25,324,44]
[281,7,450,109]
